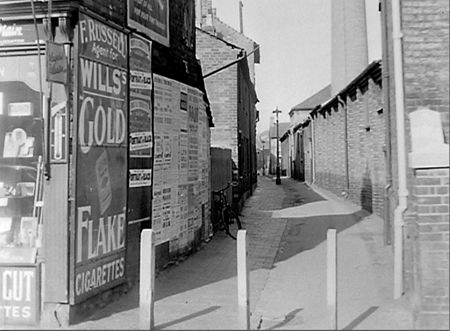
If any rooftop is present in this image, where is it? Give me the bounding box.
[289,85,332,116]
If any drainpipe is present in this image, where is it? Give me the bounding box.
[381,0,393,246]
[337,95,350,198]
[308,114,316,184]
[392,0,408,299]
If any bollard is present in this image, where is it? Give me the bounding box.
[140,229,155,330]
[237,230,250,330]
[327,228,337,330]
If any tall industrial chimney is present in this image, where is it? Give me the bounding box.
[331,0,369,95]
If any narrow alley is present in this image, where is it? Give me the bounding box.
[66,176,413,330]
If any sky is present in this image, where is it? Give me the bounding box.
[211,0,382,134]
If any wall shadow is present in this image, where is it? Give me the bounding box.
[281,181,326,209]
[342,306,379,330]
[360,165,373,213]
[156,306,221,329]
[273,209,371,265]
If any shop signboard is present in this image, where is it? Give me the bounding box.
[46,41,68,85]
[127,0,169,47]
[0,23,45,47]
[74,12,128,303]
[0,265,38,325]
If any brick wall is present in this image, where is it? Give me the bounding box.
[311,66,386,219]
[411,169,449,330]
[394,1,450,328]
[346,80,386,217]
[313,104,347,199]
[303,126,313,184]
[213,19,257,83]
[196,29,240,162]
[402,0,450,144]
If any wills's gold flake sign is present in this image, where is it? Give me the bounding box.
[74,12,128,303]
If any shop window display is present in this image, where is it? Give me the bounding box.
[0,80,44,261]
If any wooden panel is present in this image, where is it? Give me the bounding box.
[43,164,69,303]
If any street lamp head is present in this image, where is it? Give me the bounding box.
[273,107,282,115]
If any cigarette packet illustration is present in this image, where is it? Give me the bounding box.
[96,150,112,214]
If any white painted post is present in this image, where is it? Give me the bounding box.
[140,229,155,330]
[327,228,337,330]
[0,294,4,328]
[237,230,250,330]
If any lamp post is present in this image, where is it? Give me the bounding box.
[273,107,281,185]
[260,138,266,176]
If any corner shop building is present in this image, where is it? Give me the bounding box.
[0,0,211,327]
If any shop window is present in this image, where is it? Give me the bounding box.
[0,79,44,263]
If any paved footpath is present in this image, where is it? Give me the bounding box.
[67,176,413,330]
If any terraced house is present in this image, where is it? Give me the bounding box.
[195,0,260,212]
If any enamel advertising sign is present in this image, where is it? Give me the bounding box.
[74,12,128,303]
[0,266,38,325]
[46,41,68,84]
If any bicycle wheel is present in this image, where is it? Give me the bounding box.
[223,206,242,240]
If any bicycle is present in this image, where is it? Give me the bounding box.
[212,181,242,240]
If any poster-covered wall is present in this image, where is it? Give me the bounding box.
[152,74,210,250]
[74,12,128,303]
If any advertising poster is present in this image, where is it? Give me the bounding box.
[152,75,171,244]
[187,87,199,183]
[129,169,152,188]
[152,186,163,243]
[170,85,180,246]
[129,33,152,158]
[74,12,128,303]
[179,85,188,183]
[153,75,171,186]
[0,266,38,325]
[128,33,152,224]
[127,0,170,47]
[161,185,171,231]
[198,105,211,238]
